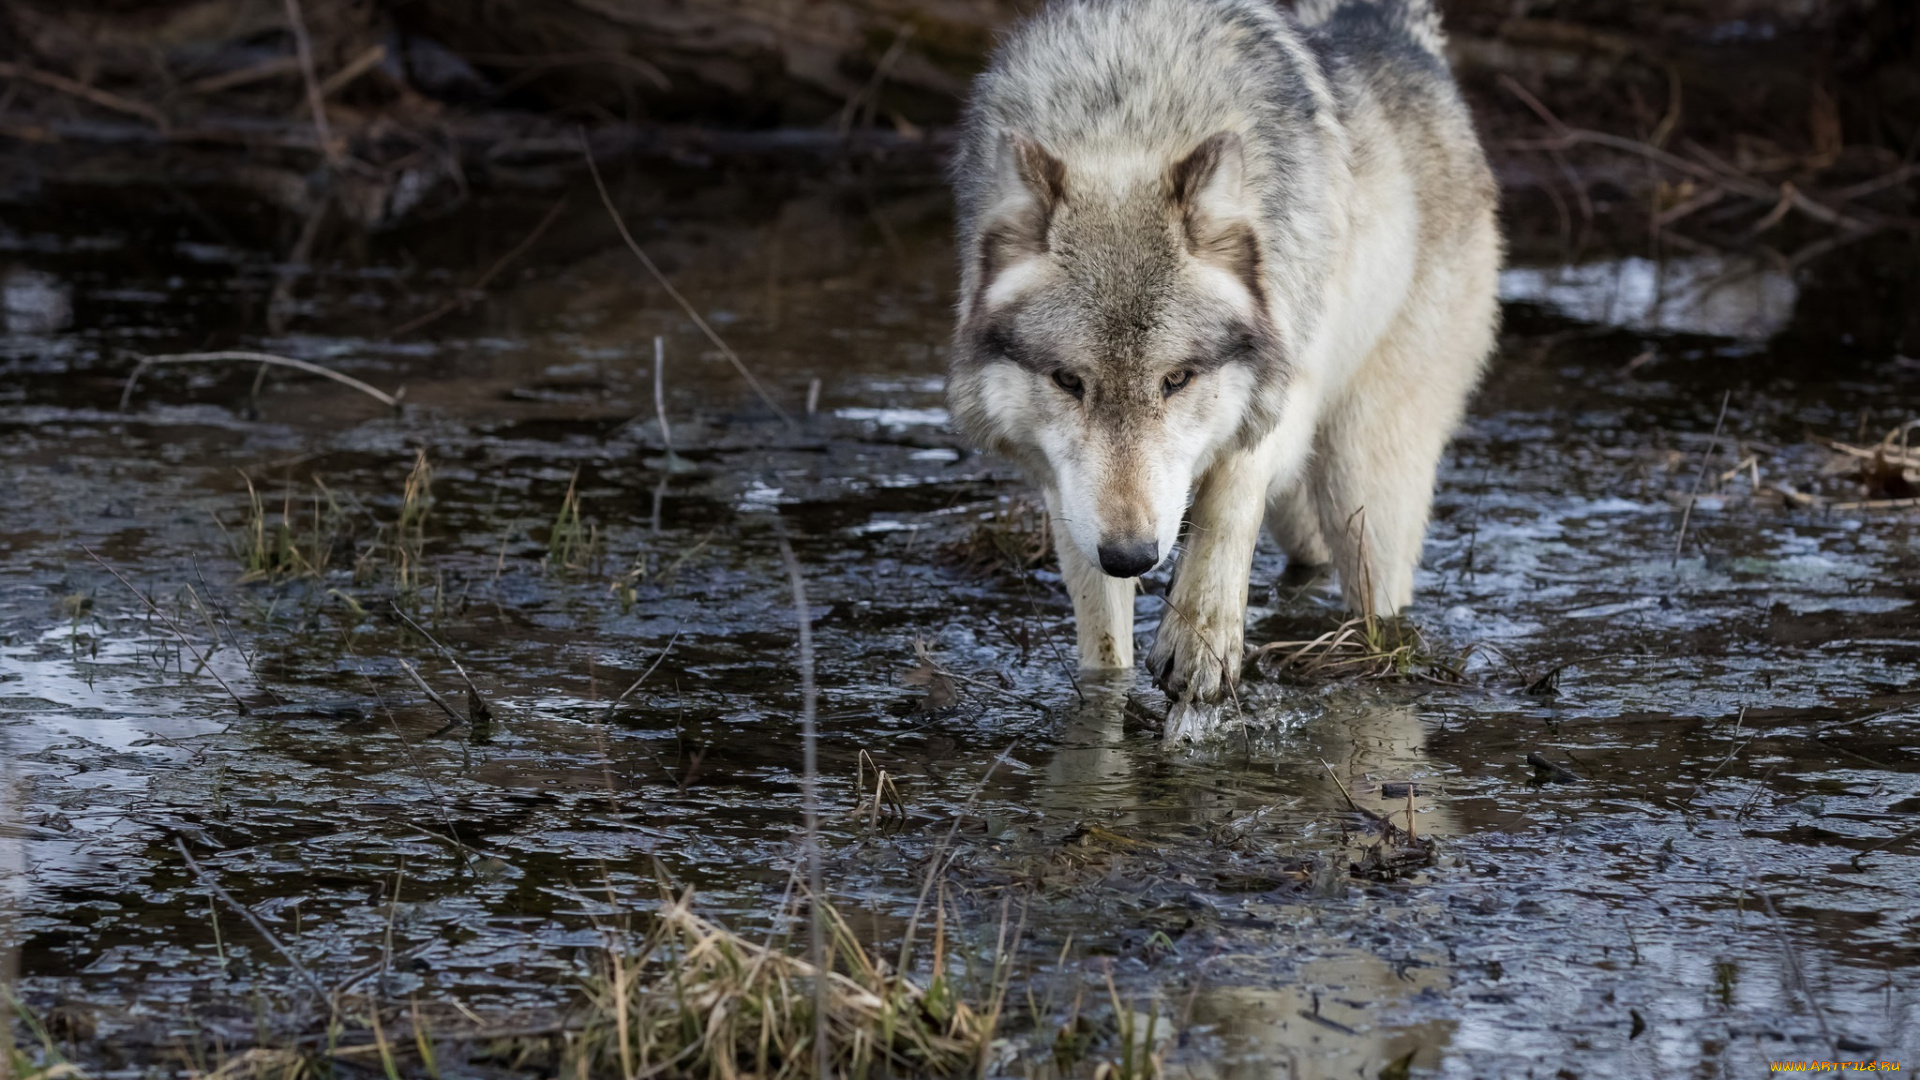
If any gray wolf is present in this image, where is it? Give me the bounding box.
[946,0,1500,717]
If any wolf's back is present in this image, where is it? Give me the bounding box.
[1293,0,1447,58]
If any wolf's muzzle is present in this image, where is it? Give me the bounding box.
[1096,538,1159,578]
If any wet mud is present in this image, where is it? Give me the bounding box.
[1,161,1917,1076]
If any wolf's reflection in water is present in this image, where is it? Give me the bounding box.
[1037,685,1460,1077]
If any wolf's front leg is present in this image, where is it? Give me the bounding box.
[1147,447,1273,703]
[1046,494,1137,670]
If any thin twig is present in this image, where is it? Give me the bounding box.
[912,639,1052,710]
[578,129,795,426]
[398,658,467,727]
[316,43,387,101]
[1497,74,1568,137]
[0,61,167,128]
[836,25,914,138]
[283,0,343,167]
[84,547,247,714]
[1156,592,1247,723]
[896,740,1018,976]
[777,534,826,1078]
[391,603,489,720]
[1318,757,1386,825]
[1828,162,1920,202]
[174,837,327,995]
[1752,883,1836,1049]
[266,195,330,337]
[1012,531,1083,704]
[1673,390,1731,568]
[121,351,401,411]
[388,196,568,337]
[1681,706,1749,808]
[601,630,682,722]
[189,56,303,95]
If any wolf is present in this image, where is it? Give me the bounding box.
[946,0,1500,714]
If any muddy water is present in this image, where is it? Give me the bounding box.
[1,162,1916,1077]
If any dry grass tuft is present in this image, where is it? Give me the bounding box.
[565,886,1005,1080]
[225,471,344,582]
[938,496,1051,578]
[544,468,602,576]
[212,450,450,612]
[1254,514,1471,685]
[1250,613,1469,685]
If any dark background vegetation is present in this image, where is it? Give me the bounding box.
[3,0,1916,352]
[3,0,1915,139]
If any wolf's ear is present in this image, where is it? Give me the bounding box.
[970,132,1065,311]
[996,132,1066,222]
[982,132,1065,257]
[1170,131,1260,291]
[1171,131,1252,245]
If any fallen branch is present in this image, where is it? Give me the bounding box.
[1812,435,1920,470]
[120,351,403,411]
[1496,77,1910,237]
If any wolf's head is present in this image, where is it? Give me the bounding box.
[948,131,1285,578]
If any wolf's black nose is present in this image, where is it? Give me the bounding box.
[1097,539,1158,578]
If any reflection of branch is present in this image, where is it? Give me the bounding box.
[579,130,795,427]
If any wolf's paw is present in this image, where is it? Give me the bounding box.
[1147,608,1245,704]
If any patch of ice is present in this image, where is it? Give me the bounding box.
[834,406,949,429]
[1500,254,1796,340]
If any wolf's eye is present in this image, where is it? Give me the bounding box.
[1162,369,1194,397]
[1052,369,1084,399]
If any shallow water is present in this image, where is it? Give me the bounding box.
[2,162,1917,1077]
